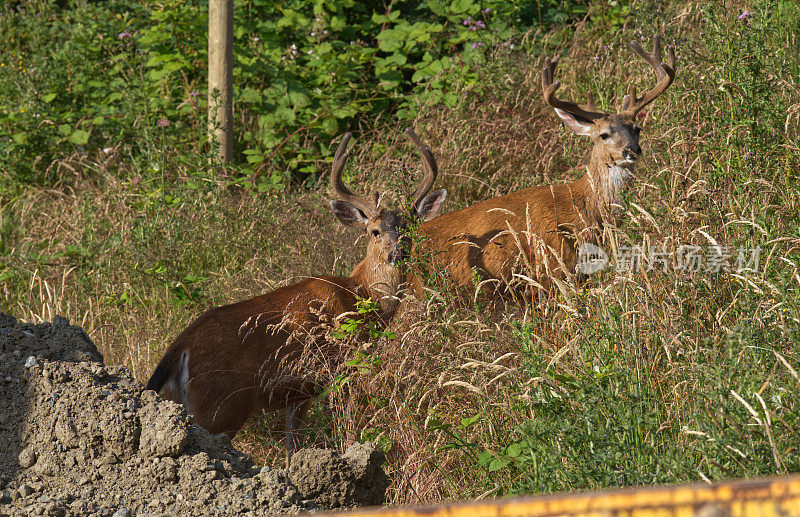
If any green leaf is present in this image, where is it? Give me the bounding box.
[377,28,404,52]
[377,70,402,89]
[287,88,310,108]
[450,0,476,15]
[239,88,263,104]
[488,457,511,472]
[506,442,525,458]
[321,117,339,136]
[477,450,494,467]
[460,414,481,427]
[41,93,57,103]
[69,130,90,145]
[329,15,346,31]
[426,1,447,16]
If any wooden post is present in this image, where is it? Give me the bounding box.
[208,0,233,163]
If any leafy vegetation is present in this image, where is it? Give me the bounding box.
[0,0,586,186]
[2,0,799,506]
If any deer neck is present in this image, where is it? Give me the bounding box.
[585,145,634,206]
[348,253,402,317]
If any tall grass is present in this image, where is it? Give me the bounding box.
[1,0,799,507]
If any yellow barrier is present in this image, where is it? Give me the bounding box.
[316,475,800,517]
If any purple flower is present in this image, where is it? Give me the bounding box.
[118,32,131,40]
[190,91,200,97]
[476,20,486,29]
[472,42,483,48]
[463,18,471,26]
[483,8,491,13]
[157,118,170,128]
[738,10,750,20]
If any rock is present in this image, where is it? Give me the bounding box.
[112,508,132,517]
[288,442,389,508]
[19,447,37,468]
[0,312,17,328]
[0,312,389,515]
[138,400,190,458]
[54,416,80,449]
[49,506,67,517]
[343,442,391,507]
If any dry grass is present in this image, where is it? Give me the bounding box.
[2,0,799,507]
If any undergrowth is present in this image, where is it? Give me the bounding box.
[1,0,799,507]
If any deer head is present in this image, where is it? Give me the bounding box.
[329,129,447,312]
[542,35,677,203]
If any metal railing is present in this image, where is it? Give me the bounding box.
[314,474,800,517]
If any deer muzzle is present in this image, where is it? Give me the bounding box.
[622,144,642,162]
[387,238,410,266]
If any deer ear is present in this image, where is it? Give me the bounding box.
[415,189,447,221]
[330,200,369,228]
[554,108,594,136]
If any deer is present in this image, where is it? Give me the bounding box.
[144,129,447,454]
[406,36,676,299]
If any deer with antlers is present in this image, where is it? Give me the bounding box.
[407,36,676,298]
[145,129,446,453]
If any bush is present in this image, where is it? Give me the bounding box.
[0,0,587,187]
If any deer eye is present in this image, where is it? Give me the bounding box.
[599,132,611,141]
[371,229,380,237]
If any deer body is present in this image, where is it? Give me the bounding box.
[409,37,676,295]
[145,130,446,451]
[417,172,602,289]
[147,275,365,438]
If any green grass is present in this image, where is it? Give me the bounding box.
[1,0,800,507]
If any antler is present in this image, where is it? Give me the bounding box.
[541,56,606,121]
[621,35,677,116]
[330,133,379,218]
[404,128,438,212]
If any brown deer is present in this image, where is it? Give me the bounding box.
[408,36,676,297]
[145,129,446,453]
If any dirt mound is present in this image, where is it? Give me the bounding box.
[0,312,388,516]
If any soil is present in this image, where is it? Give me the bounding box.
[0,311,389,516]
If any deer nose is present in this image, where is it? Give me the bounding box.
[388,248,403,266]
[388,238,410,266]
[388,244,405,266]
[623,145,641,160]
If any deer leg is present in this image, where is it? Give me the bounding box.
[284,400,311,464]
